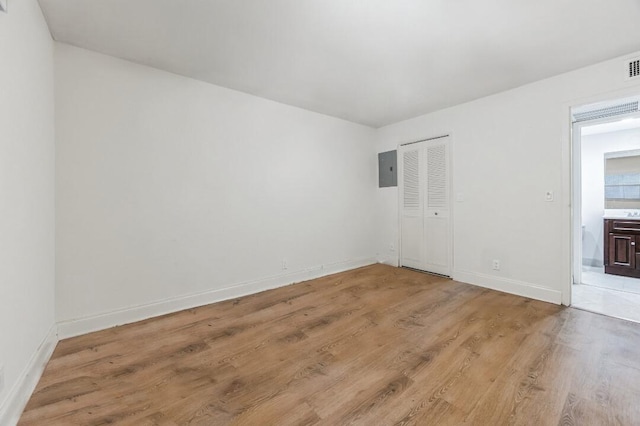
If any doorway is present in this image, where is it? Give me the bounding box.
[571,97,640,322]
[398,135,452,276]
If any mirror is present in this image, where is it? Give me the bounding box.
[605,150,640,209]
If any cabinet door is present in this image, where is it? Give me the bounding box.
[636,236,640,271]
[608,234,635,268]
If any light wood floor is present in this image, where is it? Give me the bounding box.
[19,264,640,425]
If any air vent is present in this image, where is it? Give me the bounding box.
[573,101,639,123]
[628,57,640,80]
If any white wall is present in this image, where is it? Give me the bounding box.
[581,127,640,267]
[55,44,377,336]
[0,0,56,423]
[375,51,640,304]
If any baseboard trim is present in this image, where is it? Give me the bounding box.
[452,270,562,305]
[582,258,603,268]
[57,257,377,339]
[0,324,58,426]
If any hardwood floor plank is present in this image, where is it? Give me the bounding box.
[19,264,640,425]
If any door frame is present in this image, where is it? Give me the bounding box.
[571,113,640,289]
[397,134,453,276]
[571,120,583,289]
[564,88,640,306]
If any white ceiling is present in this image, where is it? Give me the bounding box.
[582,117,640,136]
[39,0,640,128]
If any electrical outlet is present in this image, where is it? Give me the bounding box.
[282,259,288,270]
[545,191,554,202]
[389,243,395,251]
[0,364,4,393]
[492,259,501,271]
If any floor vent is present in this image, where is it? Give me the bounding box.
[627,57,640,80]
[573,101,639,123]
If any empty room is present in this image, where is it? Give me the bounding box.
[3,0,640,424]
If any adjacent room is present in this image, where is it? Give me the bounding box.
[3,0,640,424]
[572,106,640,322]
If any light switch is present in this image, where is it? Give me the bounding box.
[545,191,554,202]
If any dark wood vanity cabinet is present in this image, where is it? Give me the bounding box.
[604,218,640,277]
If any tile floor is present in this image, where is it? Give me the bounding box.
[581,265,640,294]
[573,266,640,323]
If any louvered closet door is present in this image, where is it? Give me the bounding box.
[399,137,451,276]
[423,138,450,276]
[399,146,424,270]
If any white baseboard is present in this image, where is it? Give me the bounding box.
[0,324,58,426]
[57,257,377,339]
[452,270,562,305]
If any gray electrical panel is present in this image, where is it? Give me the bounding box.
[378,150,397,187]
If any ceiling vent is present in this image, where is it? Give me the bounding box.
[627,57,640,80]
[573,101,639,123]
